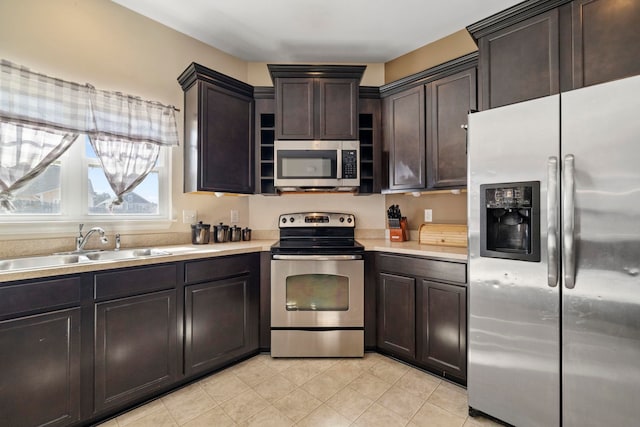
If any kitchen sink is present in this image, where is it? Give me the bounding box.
[83,248,172,261]
[0,248,172,272]
[0,254,91,271]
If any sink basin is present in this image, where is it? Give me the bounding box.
[0,248,172,272]
[0,254,91,271]
[83,248,172,261]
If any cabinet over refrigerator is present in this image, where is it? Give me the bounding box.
[467,75,640,427]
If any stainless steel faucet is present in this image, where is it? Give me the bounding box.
[115,233,121,251]
[76,224,108,252]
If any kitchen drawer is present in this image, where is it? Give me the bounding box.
[0,276,81,318]
[377,253,467,284]
[93,264,177,301]
[184,254,257,284]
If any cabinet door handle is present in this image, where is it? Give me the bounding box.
[460,124,468,130]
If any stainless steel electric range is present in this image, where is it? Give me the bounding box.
[270,212,364,357]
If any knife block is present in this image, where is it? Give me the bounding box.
[389,217,408,242]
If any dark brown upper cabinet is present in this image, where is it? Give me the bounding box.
[566,0,640,89]
[383,85,426,191]
[426,67,477,189]
[268,65,365,140]
[178,63,254,194]
[477,9,560,110]
[468,0,640,110]
[358,88,383,194]
[254,87,277,195]
[380,53,478,193]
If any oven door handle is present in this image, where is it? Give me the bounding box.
[272,254,363,261]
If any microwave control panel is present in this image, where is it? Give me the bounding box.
[342,150,358,179]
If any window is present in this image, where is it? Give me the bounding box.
[85,140,162,215]
[0,60,178,233]
[0,136,171,225]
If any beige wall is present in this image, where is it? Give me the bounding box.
[385,192,468,231]
[384,29,478,83]
[247,62,385,87]
[0,0,471,251]
[0,0,250,242]
[249,194,386,237]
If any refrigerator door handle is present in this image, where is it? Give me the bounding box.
[563,154,576,289]
[547,156,559,287]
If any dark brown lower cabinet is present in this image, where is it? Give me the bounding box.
[376,252,468,384]
[418,279,467,380]
[94,289,177,412]
[363,251,378,349]
[0,254,263,426]
[377,272,416,359]
[183,253,259,376]
[0,308,81,427]
[184,274,258,376]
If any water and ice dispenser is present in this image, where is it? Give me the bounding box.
[480,181,540,262]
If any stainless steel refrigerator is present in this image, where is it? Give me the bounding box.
[467,75,640,427]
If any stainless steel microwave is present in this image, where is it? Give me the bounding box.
[274,140,360,191]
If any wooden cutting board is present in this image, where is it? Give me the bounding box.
[419,223,468,247]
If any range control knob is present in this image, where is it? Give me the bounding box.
[281,217,287,224]
[339,217,345,223]
[289,217,295,223]
[347,217,353,223]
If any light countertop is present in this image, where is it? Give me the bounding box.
[358,239,468,261]
[0,239,467,283]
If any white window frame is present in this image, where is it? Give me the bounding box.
[0,136,173,236]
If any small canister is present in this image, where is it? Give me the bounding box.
[231,225,242,242]
[191,221,211,244]
[213,223,228,243]
[242,227,252,241]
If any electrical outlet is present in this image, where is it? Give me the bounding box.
[182,210,197,224]
[424,209,433,222]
[230,209,239,224]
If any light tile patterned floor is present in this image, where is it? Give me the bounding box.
[97,353,503,427]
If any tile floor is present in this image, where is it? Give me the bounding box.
[97,353,503,427]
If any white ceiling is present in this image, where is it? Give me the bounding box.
[112,0,522,63]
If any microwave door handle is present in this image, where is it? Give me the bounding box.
[336,149,342,179]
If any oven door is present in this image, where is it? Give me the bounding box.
[271,254,364,328]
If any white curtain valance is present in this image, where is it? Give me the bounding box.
[0,60,91,134]
[0,59,179,146]
[87,86,179,147]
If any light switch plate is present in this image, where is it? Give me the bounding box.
[230,209,239,224]
[424,209,433,222]
[183,210,197,224]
